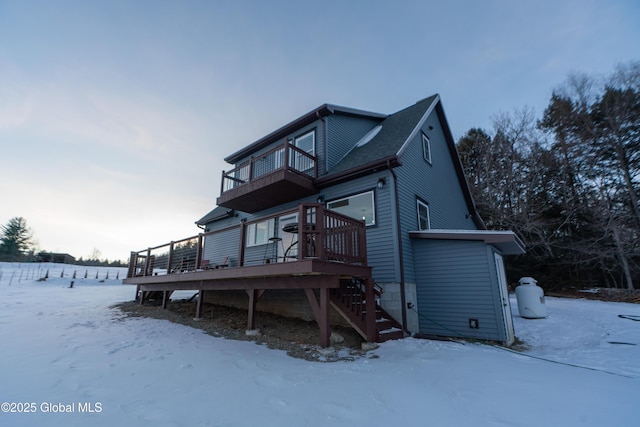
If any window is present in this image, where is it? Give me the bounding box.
[292,130,315,172]
[295,130,315,155]
[327,191,375,226]
[417,199,430,230]
[246,218,275,247]
[422,133,432,164]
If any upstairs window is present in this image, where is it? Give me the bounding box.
[422,133,432,165]
[292,130,315,173]
[327,191,376,226]
[417,199,431,230]
[295,130,315,156]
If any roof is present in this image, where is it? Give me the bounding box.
[325,95,438,177]
[195,206,236,226]
[224,104,386,164]
[204,94,485,229]
[409,229,526,255]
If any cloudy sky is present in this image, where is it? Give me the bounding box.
[1,0,638,261]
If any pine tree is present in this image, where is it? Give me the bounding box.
[0,217,34,261]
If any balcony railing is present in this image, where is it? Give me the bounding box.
[220,140,317,195]
[126,203,367,278]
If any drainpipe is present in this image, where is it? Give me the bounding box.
[388,160,408,333]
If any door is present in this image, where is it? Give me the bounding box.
[278,213,298,261]
[494,253,515,346]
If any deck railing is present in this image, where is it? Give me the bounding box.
[220,140,317,194]
[126,203,367,278]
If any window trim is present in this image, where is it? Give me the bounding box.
[417,198,431,230]
[294,130,315,156]
[422,132,432,165]
[326,190,376,227]
[245,218,275,247]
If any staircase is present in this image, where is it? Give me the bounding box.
[330,277,404,343]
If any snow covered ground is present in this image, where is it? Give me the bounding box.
[0,262,638,426]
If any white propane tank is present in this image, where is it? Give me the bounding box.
[515,277,547,319]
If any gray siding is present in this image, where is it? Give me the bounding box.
[395,110,478,284]
[204,171,397,282]
[325,115,381,172]
[232,120,325,178]
[202,226,242,268]
[413,239,506,341]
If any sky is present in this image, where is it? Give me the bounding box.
[0,0,639,261]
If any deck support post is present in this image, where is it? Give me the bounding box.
[162,291,169,309]
[246,289,266,329]
[195,290,205,319]
[305,288,331,347]
[139,290,145,305]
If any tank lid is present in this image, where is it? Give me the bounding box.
[519,277,537,285]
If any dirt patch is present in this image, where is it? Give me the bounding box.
[113,296,374,362]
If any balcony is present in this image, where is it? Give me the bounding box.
[216,141,318,213]
[122,204,403,346]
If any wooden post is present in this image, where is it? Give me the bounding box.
[315,204,325,261]
[127,252,138,278]
[162,291,169,309]
[246,289,266,330]
[239,221,246,266]
[167,242,174,274]
[284,138,290,170]
[195,290,205,319]
[143,248,151,276]
[196,234,203,269]
[304,288,331,347]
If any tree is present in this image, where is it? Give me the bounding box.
[458,61,640,289]
[0,217,34,261]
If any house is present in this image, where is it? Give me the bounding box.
[124,95,525,346]
[37,252,76,264]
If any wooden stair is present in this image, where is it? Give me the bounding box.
[330,277,404,343]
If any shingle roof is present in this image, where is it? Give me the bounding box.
[325,95,438,177]
[195,206,235,226]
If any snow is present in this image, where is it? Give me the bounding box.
[1,262,638,426]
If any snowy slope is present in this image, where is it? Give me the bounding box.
[0,262,638,427]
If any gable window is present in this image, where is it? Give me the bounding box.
[292,130,315,172]
[417,199,430,230]
[422,133,432,164]
[327,191,375,226]
[246,218,275,247]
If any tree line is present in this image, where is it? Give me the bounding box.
[0,217,125,266]
[457,61,640,290]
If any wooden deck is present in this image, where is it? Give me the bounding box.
[123,204,404,346]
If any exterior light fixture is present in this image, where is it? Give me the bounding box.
[377,178,386,190]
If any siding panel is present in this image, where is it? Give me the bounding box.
[414,239,506,341]
[326,115,381,171]
[396,110,478,284]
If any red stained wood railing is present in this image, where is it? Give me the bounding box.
[220,140,317,195]
[126,203,367,278]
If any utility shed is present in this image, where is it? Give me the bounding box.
[410,230,525,345]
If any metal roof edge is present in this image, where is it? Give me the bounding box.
[409,229,526,255]
[224,104,387,164]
